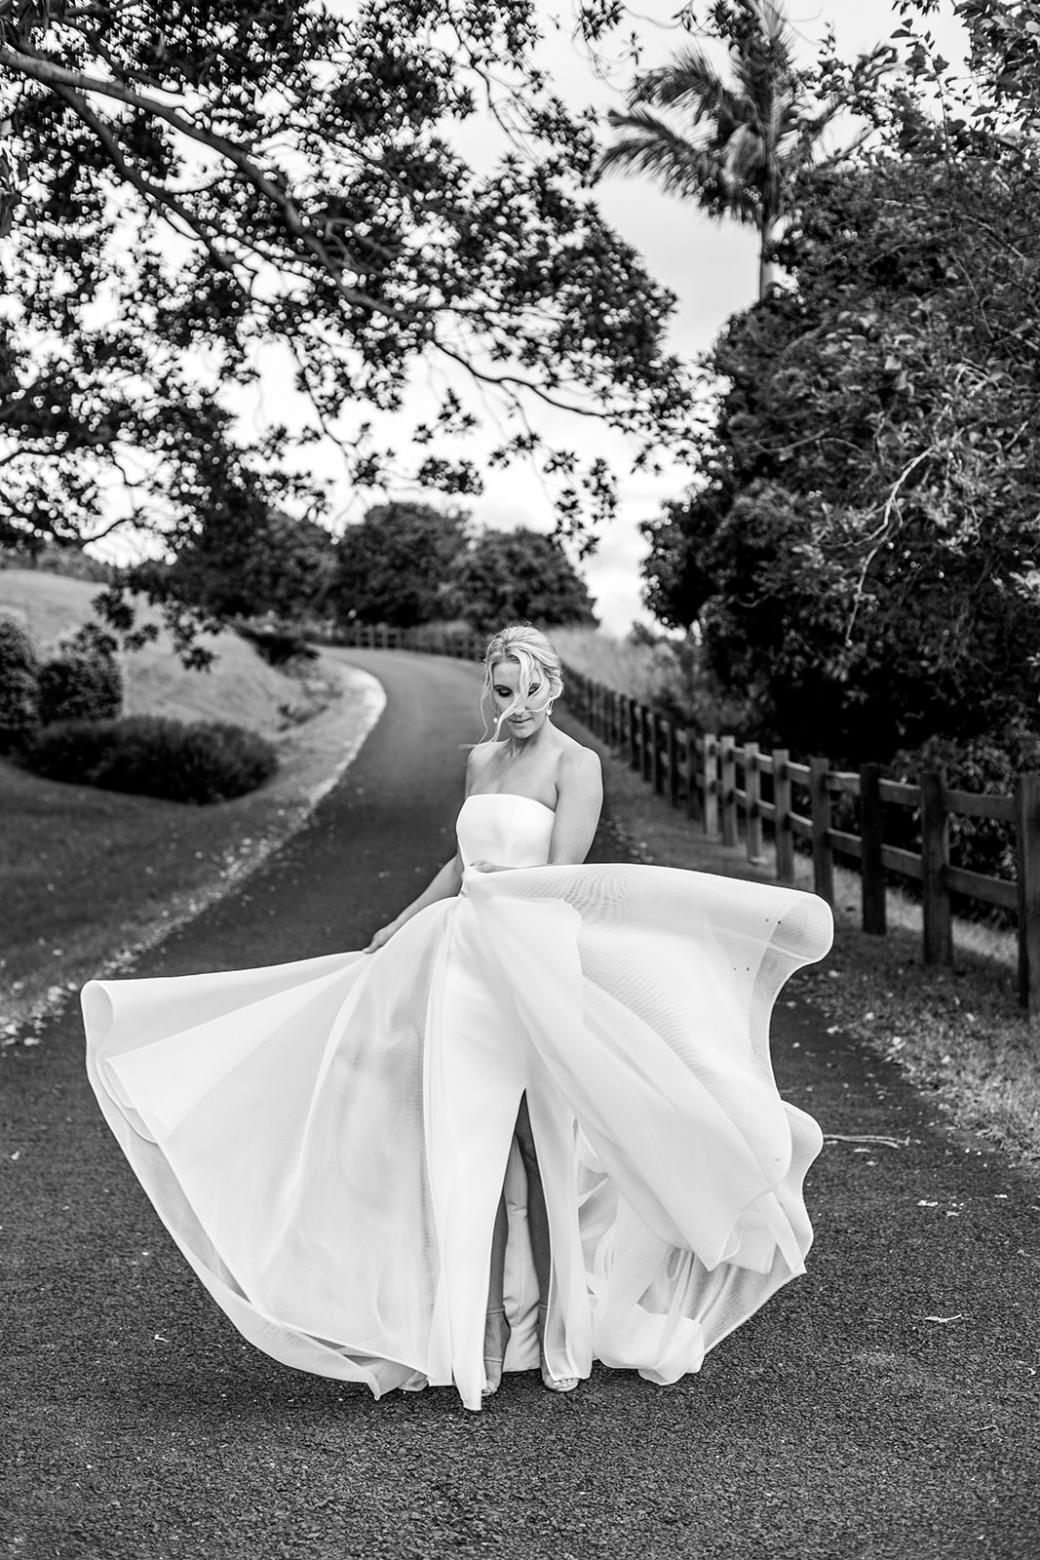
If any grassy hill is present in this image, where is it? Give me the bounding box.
[0,569,306,735]
[0,570,380,1031]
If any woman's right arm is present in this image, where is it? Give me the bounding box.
[363,852,464,954]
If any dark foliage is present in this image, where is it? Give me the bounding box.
[233,622,319,669]
[452,527,597,633]
[332,503,469,628]
[642,132,1040,765]
[0,613,39,749]
[19,714,278,804]
[37,642,123,725]
[886,730,1040,904]
[170,513,339,625]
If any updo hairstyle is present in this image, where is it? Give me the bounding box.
[479,623,564,739]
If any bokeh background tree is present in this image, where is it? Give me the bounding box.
[0,0,694,651]
[331,503,469,629]
[451,528,598,633]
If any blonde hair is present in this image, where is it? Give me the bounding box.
[480,623,564,740]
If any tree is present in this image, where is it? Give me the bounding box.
[600,0,891,298]
[332,503,469,628]
[0,0,694,618]
[900,0,1040,136]
[452,527,597,633]
[170,511,339,624]
[641,127,1040,761]
[640,491,721,631]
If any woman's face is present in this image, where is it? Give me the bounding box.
[490,657,551,741]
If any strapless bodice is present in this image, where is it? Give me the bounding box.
[456,793,554,870]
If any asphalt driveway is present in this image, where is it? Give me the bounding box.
[2,648,1038,1560]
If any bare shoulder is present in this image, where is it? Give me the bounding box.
[466,741,497,788]
[554,734,602,793]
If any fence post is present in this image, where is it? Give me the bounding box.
[650,713,663,794]
[860,763,886,935]
[921,768,953,965]
[745,742,762,861]
[809,756,834,905]
[610,690,620,748]
[720,736,737,847]
[773,749,794,884]
[628,698,640,772]
[1015,774,1040,1019]
[684,729,698,819]
[703,734,719,836]
[639,705,652,784]
[666,719,679,808]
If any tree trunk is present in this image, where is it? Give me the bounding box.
[758,214,777,299]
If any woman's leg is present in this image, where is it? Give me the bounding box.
[482,1190,510,1396]
[514,1094,579,1392]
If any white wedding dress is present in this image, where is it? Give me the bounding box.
[83,793,833,1411]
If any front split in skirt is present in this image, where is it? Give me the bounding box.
[83,861,833,1411]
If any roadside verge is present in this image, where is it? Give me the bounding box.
[0,651,385,1043]
[554,703,1040,1171]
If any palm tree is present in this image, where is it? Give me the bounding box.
[599,1,855,300]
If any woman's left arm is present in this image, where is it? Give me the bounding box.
[548,747,603,865]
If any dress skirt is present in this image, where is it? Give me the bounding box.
[83,795,833,1410]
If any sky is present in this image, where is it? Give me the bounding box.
[235,0,972,638]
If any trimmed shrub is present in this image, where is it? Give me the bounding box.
[16,717,118,782]
[38,643,123,725]
[232,621,318,668]
[19,715,278,804]
[0,614,40,751]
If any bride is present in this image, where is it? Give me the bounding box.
[83,622,833,1412]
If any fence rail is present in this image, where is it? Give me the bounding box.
[331,623,1040,1021]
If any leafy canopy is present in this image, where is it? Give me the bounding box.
[0,0,693,625]
[451,525,598,632]
[331,501,469,629]
[641,22,1040,763]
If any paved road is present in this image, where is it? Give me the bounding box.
[2,649,1038,1560]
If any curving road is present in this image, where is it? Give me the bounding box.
[1,648,1038,1560]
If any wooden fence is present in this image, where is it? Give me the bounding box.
[332,622,1040,1019]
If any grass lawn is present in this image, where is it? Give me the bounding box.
[555,703,1040,1172]
[0,758,291,1021]
[0,656,381,1033]
[0,568,314,735]
[0,570,384,1034]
